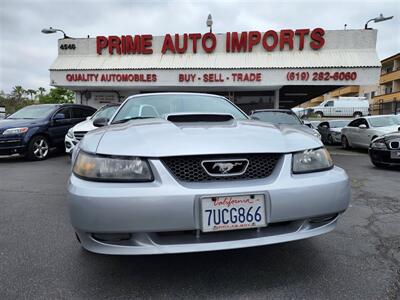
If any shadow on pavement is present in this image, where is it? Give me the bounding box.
[70,240,323,297]
[0,148,67,163]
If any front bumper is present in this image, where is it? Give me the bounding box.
[0,138,26,155]
[65,135,78,154]
[331,133,342,144]
[68,154,351,255]
[369,148,400,166]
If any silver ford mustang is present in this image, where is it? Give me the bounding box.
[68,93,350,255]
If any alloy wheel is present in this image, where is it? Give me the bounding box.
[33,138,49,159]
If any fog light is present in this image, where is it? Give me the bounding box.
[92,233,132,242]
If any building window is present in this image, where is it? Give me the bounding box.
[385,87,393,94]
[371,91,375,98]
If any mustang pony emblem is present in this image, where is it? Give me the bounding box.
[212,162,243,174]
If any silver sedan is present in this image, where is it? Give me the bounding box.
[68,93,350,255]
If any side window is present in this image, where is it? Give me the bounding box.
[360,119,369,128]
[348,119,361,127]
[54,107,71,119]
[72,108,93,119]
[324,101,334,107]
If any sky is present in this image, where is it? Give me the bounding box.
[0,0,399,93]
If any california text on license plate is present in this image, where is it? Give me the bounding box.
[390,150,400,159]
[201,195,266,232]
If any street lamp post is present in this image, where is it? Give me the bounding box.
[41,27,72,39]
[364,14,394,29]
[206,14,213,33]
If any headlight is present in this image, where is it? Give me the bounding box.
[292,148,333,174]
[72,151,153,182]
[2,127,28,135]
[67,128,74,138]
[370,138,387,150]
[312,130,321,139]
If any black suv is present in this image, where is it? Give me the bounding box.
[0,104,96,160]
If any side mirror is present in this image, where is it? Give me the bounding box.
[93,117,109,127]
[359,124,367,129]
[86,116,91,120]
[53,113,65,121]
[250,116,260,120]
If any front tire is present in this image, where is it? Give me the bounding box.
[327,134,334,145]
[372,161,386,168]
[341,135,351,149]
[27,135,50,161]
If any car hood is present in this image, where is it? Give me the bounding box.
[0,118,46,132]
[278,124,317,135]
[80,118,322,157]
[381,132,400,140]
[71,119,96,132]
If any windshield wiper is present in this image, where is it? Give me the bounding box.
[112,116,154,124]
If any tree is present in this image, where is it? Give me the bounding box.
[37,87,46,96]
[11,86,26,101]
[26,89,37,100]
[38,87,75,104]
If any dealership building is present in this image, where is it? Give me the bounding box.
[49,28,381,112]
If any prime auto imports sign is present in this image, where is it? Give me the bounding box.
[95,28,325,55]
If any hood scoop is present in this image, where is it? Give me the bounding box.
[166,113,234,123]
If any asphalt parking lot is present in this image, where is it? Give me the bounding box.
[0,147,399,299]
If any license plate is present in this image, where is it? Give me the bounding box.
[201,194,266,232]
[390,150,400,159]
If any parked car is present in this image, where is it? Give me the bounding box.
[250,109,321,140]
[291,107,313,119]
[369,132,400,168]
[305,120,322,130]
[68,93,350,255]
[65,103,119,155]
[0,104,95,160]
[317,120,351,145]
[341,115,400,150]
[312,97,369,118]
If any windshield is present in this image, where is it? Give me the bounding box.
[329,120,350,128]
[369,116,400,127]
[112,94,248,123]
[92,105,119,120]
[252,111,302,125]
[7,105,56,119]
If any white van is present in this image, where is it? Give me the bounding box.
[312,97,369,118]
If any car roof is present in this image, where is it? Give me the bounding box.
[251,109,294,114]
[126,92,225,100]
[362,115,398,119]
[59,103,96,109]
[102,103,120,107]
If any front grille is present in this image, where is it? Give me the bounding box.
[389,140,400,149]
[162,153,281,182]
[0,139,21,148]
[73,131,88,141]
